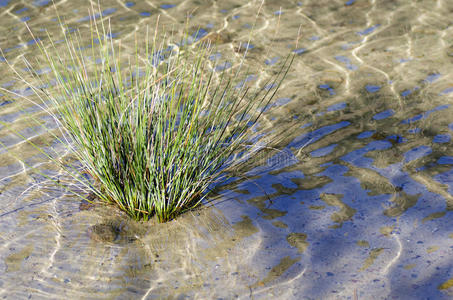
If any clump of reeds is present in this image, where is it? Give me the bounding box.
[1,5,292,222]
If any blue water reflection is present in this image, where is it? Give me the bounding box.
[401,105,449,124]
[373,109,394,120]
[289,121,350,149]
[357,24,380,36]
[310,143,337,157]
[335,55,357,70]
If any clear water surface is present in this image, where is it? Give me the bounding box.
[0,0,452,299]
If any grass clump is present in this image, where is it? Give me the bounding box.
[0,6,292,222]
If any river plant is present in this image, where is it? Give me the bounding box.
[0,4,293,222]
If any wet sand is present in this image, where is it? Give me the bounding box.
[0,0,453,299]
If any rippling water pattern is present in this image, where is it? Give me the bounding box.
[1,0,453,299]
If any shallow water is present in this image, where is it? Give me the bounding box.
[1,0,453,299]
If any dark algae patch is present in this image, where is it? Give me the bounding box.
[252,256,301,288]
[356,240,370,248]
[383,192,420,217]
[320,193,356,228]
[5,244,33,272]
[286,232,309,253]
[88,224,119,243]
[438,278,453,290]
[422,211,447,223]
[359,248,384,272]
